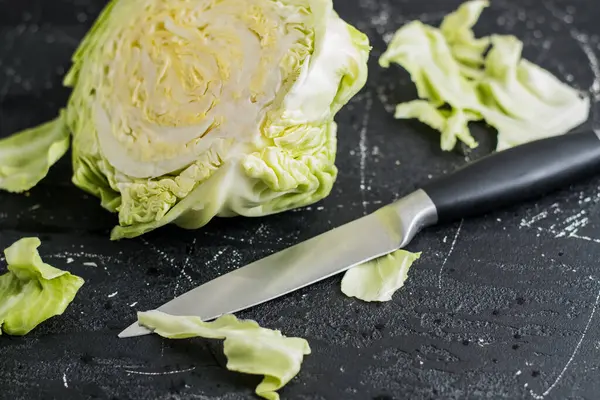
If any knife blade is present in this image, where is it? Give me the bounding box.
[119,129,600,338]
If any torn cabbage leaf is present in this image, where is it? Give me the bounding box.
[138,310,310,400]
[0,237,84,335]
[380,0,590,151]
[0,0,370,240]
[0,111,70,193]
[341,250,421,302]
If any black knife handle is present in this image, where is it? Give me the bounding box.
[422,130,600,223]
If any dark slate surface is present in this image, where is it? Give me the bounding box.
[1,0,600,399]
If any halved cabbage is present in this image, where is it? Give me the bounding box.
[1,0,370,239]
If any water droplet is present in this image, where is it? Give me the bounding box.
[15,24,26,36]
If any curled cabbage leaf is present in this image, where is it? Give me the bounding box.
[138,310,311,400]
[380,0,589,152]
[0,237,84,335]
[1,0,370,239]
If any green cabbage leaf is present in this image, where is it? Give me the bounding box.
[380,0,589,151]
[0,111,70,193]
[341,249,421,302]
[138,310,311,400]
[0,237,84,335]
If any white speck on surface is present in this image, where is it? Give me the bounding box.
[516,370,522,376]
[371,146,380,156]
[317,206,324,211]
[107,291,118,298]
[62,372,68,388]
[83,261,98,267]
[66,258,74,264]
[130,302,138,307]
[427,174,433,179]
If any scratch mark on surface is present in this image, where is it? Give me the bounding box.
[142,238,176,266]
[438,219,463,289]
[50,251,122,265]
[529,284,600,399]
[569,233,600,244]
[358,92,373,215]
[205,247,228,268]
[544,2,600,122]
[124,366,196,376]
[174,238,196,296]
[107,291,118,298]
[573,30,600,102]
[62,371,68,388]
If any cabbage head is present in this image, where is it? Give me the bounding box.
[0,0,370,239]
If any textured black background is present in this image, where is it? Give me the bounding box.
[2,0,600,399]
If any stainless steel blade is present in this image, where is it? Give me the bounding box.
[119,189,437,338]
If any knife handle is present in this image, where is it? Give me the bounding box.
[422,130,600,223]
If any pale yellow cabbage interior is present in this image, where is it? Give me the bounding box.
[88,0,314,178]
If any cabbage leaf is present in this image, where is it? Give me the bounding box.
[380,0,589,151]
[0,237,84,335]
[0,111,70,193]
[341,249,421,302]
[138,310,311,400]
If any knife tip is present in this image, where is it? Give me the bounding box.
[118,322,152,338]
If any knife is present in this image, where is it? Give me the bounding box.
[119,129,600,338]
